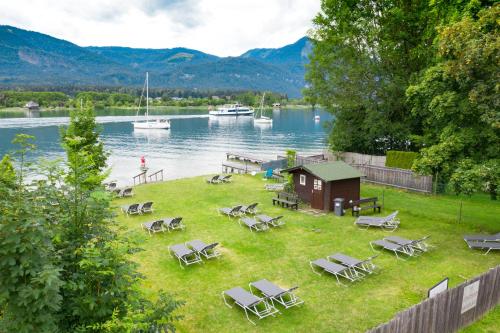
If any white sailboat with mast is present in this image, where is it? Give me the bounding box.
[253,93,272,124]
[133,72,170,130]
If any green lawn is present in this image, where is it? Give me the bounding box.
[114,175,499,333]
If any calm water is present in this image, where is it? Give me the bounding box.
[0,108,331,185]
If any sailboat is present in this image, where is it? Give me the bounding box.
[133,72,170,130]
[253,93,273,124]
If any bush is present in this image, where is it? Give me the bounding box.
[386,151,418,169]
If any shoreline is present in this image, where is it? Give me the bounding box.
[0,104,315,114]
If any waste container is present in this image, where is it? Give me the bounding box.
[333,198,344,216]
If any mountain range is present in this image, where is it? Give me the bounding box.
[0,25,311,97]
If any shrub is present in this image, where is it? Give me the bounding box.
[386,151,418,169]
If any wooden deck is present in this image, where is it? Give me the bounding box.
[221,162,261,174]
[226,152,266,165]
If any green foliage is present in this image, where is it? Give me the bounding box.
[408,5,499,186]
[0,135,63,333]
[385,151,418,169]
[74,92,136,108]
[0,111,183,331]
[0,91,69,108]
[0,154,15,187]
[449,159,481,196]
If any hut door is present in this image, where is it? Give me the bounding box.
[311,178,324,210]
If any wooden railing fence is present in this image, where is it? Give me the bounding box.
[367,265,500,333]
[352,164,433,193]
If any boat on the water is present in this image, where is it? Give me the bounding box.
[133,72,170,130]
[209,103,254,116]
[254,93,272,125]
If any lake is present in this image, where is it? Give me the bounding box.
[0,108,331,185]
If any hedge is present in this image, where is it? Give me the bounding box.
[385,151,418,169]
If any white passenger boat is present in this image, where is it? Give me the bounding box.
[209,103,254,116]
[133,72,170,130]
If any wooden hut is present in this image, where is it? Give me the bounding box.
[282,161,363,211]
[24,101,39,111]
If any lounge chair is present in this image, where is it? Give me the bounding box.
[263,168,273,179]
[120,187,133,197]
[121,203,140,215]
[256,214,285,227]
[168,243,202,268]
[249,279,303,309]
[219,174,232,183]
[385,235,431,253]
[310,258,358,285]
[222,287,279,325]
[463,233,500,242]
[186,239,221,259]
[370,239,413,260]
[465,240,500,255]
[355,211,399,231]
[239,217,269,232]
[163,217,185,232]
[139,201,153,214]
[240,203,259,215]
[219,205,243,218]
[328,253,378,277]
[142,220,164,235]
[206,175,220,184]
[105,181,117,191]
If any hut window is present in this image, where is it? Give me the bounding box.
[314,179,322,190]
[299,174,306,186]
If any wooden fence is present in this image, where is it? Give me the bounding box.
[325,151,387,167]
[367,265,500,333]
[352,164,433,193]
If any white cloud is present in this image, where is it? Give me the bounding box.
[0,0,320,56]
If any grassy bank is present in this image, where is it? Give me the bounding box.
[114,175,499,333]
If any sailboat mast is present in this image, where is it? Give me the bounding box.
[146,72,149,121]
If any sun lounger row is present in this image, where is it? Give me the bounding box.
[370,235,431,259]
[355,211,400,231]
[463,232,500,242]
[206,174,232,184]
[113,187,133,198]
[121,201,154,215]
[310,253,378,285]
[219,203,259,217]
[239,215,285,232]
[169,240,221,268]
[142,217,185,235]
[222,279,303,325]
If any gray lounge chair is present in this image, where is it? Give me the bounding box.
[219,174,232,183]
[105,181,117,191]
[138,201,153,214]
[239,217,269,232]
[222,287,279,325]
[310,258,358,285]
[265,183,285,191]
[219,205,243,218]
[120,187,133,197]
[168,243,202,268]
[355,211,399,231]
[370,239,413,259]
[465,240,500,255]
[240,203,259,215]
[186,239,221,259]
[256,214,285,227]
[463,233,500,242]
[206,175,220,184]
[249,279,303,309]
[385,235,431,253]
[163,217,185,232]
[328,253,378,277]
[142,220,164,235]
[121,203,140,215]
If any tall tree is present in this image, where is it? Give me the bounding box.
[407,4,499,196]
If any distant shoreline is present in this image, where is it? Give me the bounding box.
[0,104,315,113]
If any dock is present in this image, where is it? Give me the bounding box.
[226,152,266,165]
[221,162,261,174]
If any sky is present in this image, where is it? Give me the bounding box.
[1,0,321,56]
